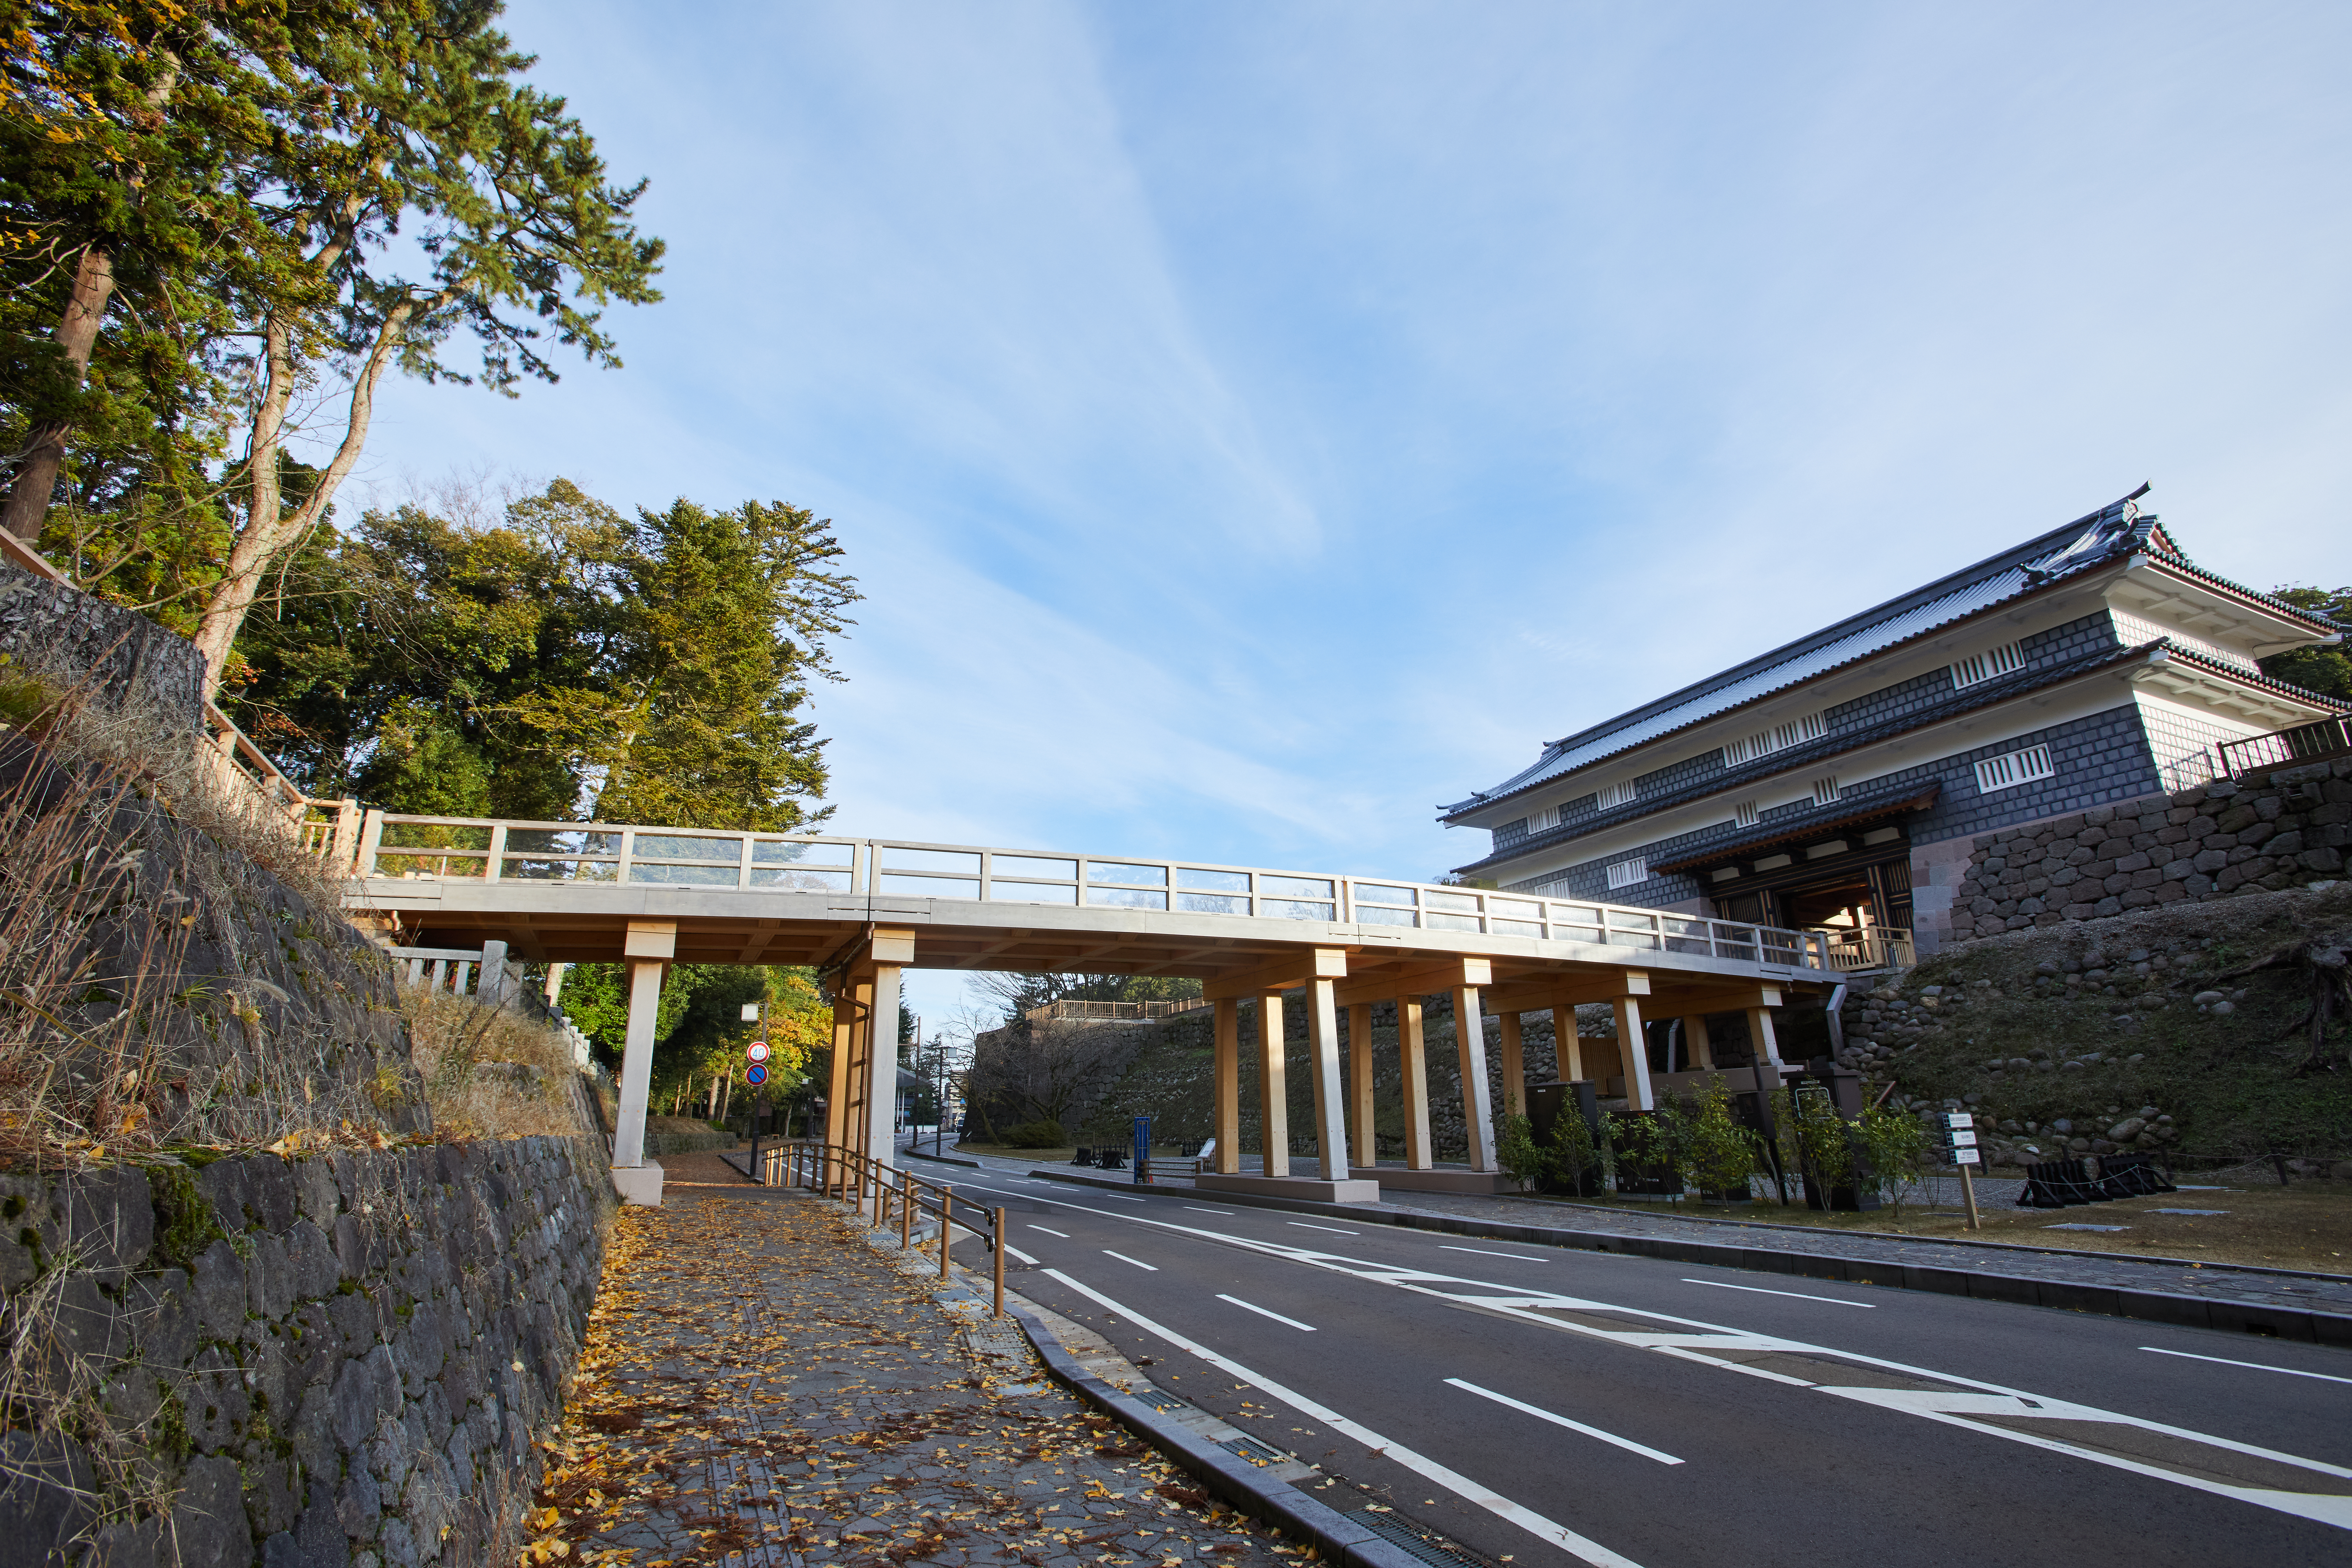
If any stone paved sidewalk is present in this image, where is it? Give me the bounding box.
[527,1164,1303,1568]
[923,1147,2352,1317]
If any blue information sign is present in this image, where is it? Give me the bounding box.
[746,1062,768,1086]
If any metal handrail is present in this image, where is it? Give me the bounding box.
[762,1140,1006,1317]
[345,812,1833,972]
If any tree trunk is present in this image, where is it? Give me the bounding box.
[3,246,118,543]
[192,296,416,696]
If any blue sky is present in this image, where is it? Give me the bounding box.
[341,2,2352,1027]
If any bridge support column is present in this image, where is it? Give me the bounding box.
[1256,993,1288,1178]
[611,920,675,1205]
[1551,990,1585,1082]
[1746,986,1786,1069]
[1684,1013,1715,1072]
[1305,978,1347,1180]
[1397,996,1433,1171]
[1615,991,1655,1111]
[1497,1010,1525,1120]
[1455,982,1496,1172]
[1212,999,1241,1174]
[826,985,857,1193]
[1346,1003,1376,1170]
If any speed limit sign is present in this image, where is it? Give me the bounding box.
[747,1040,770,1063]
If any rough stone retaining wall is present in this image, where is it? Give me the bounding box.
[1949,756,2352,942]
[0,1137,612,1568]
[0,562,206,724]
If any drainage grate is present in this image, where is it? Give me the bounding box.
[1356,1511,1504,1568]
[1132,1388,1189,1414]
[1220,1435,1292,1468]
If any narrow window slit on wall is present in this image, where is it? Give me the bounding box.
[1974,743,2055,794]
[1596,781,1638,810]
[1950,641,2026,689]
[1722,711,1825,767]
[1523,805,1558,835]
[1811,776,1840,805]
[1733,799,1759,828]
[1605,855,1648,890]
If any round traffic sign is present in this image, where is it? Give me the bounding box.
[747,1040,770,1063]
[746,1062,768,1086]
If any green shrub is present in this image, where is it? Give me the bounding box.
[1000,1119,1067,1149]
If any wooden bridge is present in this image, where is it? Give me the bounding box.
[327,811,1839,1204]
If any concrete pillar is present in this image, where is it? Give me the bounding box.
[1497,1010,1525,1119]
[1551,995,1584,1082]
[1397,996,1433,1170]
[1257,993,1289,1178]
[1305,978,1347,1180]
[1455,984,1496,1172]
[1614,993,1655,1111]
[544,962,570,1006]
[868,964,902,1172]
[1748,1005,1784,1068]
[1213,998,1241,1174]
[611,920,675,1173]
[1346,1003,1376,1169]
[480,939,509,1005]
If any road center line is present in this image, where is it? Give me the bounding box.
[1443,1379,1683,1465]
[1288,1221,1356,1234]
[1216,1294,1317,1331]
[2141,1347,2352,1385]
[1028,1225,1069,1238]
[1185,1207,1237,1216]
[1681,1278,1875,1308]
[1443,1245,1548,1262]
[1044,1271,1644,1568]
[1104,1250,1159,1271]
[1001,1242,1039,1265]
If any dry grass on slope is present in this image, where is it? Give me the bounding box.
[403,988,598,1141]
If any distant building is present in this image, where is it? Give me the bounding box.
[1438,490,2350,959]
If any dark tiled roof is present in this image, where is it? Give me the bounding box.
[1441,491,2347,822]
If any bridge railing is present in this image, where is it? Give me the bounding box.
[347,813,1830,971]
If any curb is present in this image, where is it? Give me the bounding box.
[1025,1170,2352,1347]
[995,1292,1428,1568]
[900,1148,984,1170]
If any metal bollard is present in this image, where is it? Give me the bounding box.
[939,1185,954,1279]
[993,1207,1005,1317]
[900,1175,913,1251]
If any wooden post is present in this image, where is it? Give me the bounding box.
[1497,1010,1526,1119]
[939,1185,954,1279]
[1347,1003,1376,1170]
[1686,1013,1715,1072]
[1552,993,1585,1082]
[1615,994,1655,1111]
[1305,978,1347,1180]
[1398,996,1433,1171]
[1257,993,1289,1178]
[901,1174,913,1250]
[1747,1004,1785,1068]
[826,991,855,1192]
[1213,998,1241,1174]
[1455,983,1496,1172]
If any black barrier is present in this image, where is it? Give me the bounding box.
[1071,1148,1096,1166]
[2019,1157,2105,1207]
[2096,1152,2178,1200]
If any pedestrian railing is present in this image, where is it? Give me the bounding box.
[338,813,1831,971]
[759,1140,1007,1317]
[2217,716,2352,780]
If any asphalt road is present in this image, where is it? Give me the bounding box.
[909,1157,2352,1568]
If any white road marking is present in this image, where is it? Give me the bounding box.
[1002,1243,1039,1265]
[1104,1250,1158,1271]
[1046,1272,1644,1568]
[1185,1207,1238,1216]
[1028,1225,1069,1238]
[1288,1221,1356,1234]
[2141,1347,2352,1386]
[1443,1245,1548,1262]
[1681,1278,1875,1308]
[1217,1294,1317,1332]
[954,1178,2352,1532]
[1443,1379,1683,1465]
